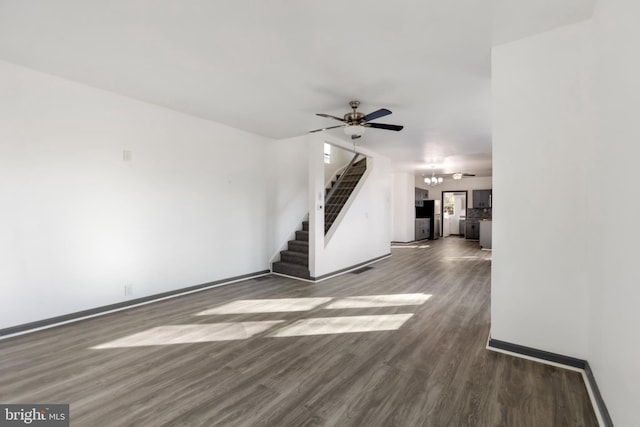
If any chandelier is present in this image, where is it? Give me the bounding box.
[424,171,443,186]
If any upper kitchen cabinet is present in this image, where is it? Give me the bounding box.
[415,188,429,207]
[472,190,492,208]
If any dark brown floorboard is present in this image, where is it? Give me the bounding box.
[0,238,598,426]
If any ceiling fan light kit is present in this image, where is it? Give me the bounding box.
[344,125,365,137]
[453,173,463,180]
[310,100,403,140]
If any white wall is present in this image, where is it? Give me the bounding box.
[265,135,309,262]
[588,1,640,425]
[392,173,415,242]
[493,6,640,424]
[0,60,280,330]
[491,21,592,358]
[415,176,492,210]
[308,134,391,277]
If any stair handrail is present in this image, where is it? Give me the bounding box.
[325,162,351,189]
[325,153,361,203]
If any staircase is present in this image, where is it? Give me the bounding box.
[324,157,367,233]
[272,220,310,279]
[271,155,367,280]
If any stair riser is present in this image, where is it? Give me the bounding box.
[281,252,308,266]
[288,241,308,253]
[295,231,309,241]
[272,262,311,279]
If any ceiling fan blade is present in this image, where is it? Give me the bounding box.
[316,113,346,122]
[362,108,391,122]
[365,122,404,131]
[462,173,476,176]
[309,124,345,133]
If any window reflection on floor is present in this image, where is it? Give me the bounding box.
[325,293,431,309]
[268,314,414,338]
[91,321,284,348]
[91,293,432,349]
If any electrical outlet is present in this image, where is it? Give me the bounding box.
[124,284,133,296]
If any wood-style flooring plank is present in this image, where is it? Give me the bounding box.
[0,238,597,426]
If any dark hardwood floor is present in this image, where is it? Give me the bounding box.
[0,238,598,426]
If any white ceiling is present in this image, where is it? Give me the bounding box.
[0,1,594,176]
[493,0,595,46]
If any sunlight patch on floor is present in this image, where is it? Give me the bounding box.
[195,297,332,315]
[326,293,431,309]
[92,294,431,349]
[91,321,283,348]
[268,314,414,337]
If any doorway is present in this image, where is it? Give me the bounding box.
[441,191,467,237]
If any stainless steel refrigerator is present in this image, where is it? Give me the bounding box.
[416,200,440,240]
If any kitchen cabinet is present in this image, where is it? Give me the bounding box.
[415,188,429,207]
[415,219,430,241]
[473,190,492,208]
[465,221,479,240]
[480,221,492,249]
[459,219,466,235]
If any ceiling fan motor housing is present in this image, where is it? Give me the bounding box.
[345,100,365,124]
[344,112,365,125]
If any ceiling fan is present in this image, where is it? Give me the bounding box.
[309,100,403,139]
[452,172,476,180]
